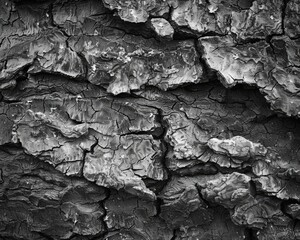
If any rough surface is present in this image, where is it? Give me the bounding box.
[149,18,174,41]
[1,0,300,239]
[171,0,282,39]
[102,0,170,23]
[199,35,300,117]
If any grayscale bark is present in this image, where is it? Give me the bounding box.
[1,0,300,239]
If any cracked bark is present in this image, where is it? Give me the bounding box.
[1,0,300,239]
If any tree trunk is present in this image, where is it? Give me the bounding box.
[1,0,300,239]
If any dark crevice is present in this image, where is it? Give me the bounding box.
[0,98,23,103]
[0,64,31,97]
[96,188,111,239]
[80,136,98,177]
[244,228,259,240]
[0,169,3,184]
[236,37,266,45]
[209,162,253,175]
[138,106,176,199]
[252,114,279,124]
[224,81,300,120]
[153,108,173,195]
[172,27,200,40]
[112,91,142,99]
[47,3,70,38]
[196,184,212,208]
[194,38,219,81]
[175,162,219,176]
[281,199,300,219]
[35,232,55,240]
[119,129,163,139]
[281,0,290,35]
[238,0,255,10]
[0,142,24,154]
[0,237,23,240]
[143,178,168,194]
[154,197,163,217]
[75,52,89,80]
[172,25,226,40]
[170,228,180,240]
[249,180,257,197]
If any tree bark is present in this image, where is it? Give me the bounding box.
[1,0,300,239]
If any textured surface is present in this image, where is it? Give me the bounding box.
[199,35,300,117]
[1,0,300,239]
[171,0,282,39]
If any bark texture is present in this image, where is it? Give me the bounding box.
[1,0,300,239]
